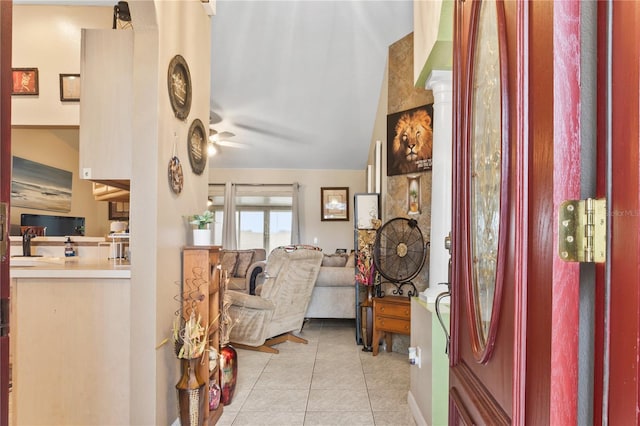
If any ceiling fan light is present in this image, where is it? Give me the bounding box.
[207,142,218,157]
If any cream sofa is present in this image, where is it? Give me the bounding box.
[305,252,356,319]
[248,249,356,318]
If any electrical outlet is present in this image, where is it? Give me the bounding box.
[408,346,422,368]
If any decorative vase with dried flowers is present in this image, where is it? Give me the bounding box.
[356,218,381,352]
[219,271,238,405]
[173,312,209,426]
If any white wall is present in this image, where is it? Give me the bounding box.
[11,5,113,237]
[12,5,112,126]
[209,168,366,253]
[126,2,212,424]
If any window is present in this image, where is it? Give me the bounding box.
[209,184,294,252]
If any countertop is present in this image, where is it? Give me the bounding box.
[10,256,130,279]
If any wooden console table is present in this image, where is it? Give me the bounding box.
[372,296,411,356]
[182,246,224,425]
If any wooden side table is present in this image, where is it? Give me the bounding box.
[372,296,411,356]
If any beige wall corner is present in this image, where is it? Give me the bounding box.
[127,1,212,424]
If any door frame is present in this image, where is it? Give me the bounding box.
[0,2,13,426]
[596,1,640,423]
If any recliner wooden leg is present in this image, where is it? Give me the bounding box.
[230,342,280,354]
[265,332,308,347]
[229,332,308,355]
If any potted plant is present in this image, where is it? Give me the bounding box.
[189,210,213,246]
[408,188,419,214]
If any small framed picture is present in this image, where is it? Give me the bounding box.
[321,187,349,221]
[59,74,81,102]
[108,201,130,220]
[11,68,39,95]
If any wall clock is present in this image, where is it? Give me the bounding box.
[187,118,207,175]
[465,0,509,363]
[167,54,192,121]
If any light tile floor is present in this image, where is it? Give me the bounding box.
[217,319,416,426]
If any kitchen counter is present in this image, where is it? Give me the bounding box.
[10,258,131,425]
[10,257,130,279]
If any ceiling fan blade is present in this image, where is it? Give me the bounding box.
[217,140,249,149]
[209,103,223,126]
[218,131,236,139]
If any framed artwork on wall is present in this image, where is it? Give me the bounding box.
[59,74,81,101]
[108,201,130,220]
[11,156,71,212]
[387,104,434,176]
[11,68,39,95]
[321,187,349,221]
[354,193,380,229]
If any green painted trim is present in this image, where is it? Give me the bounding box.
[437,0,454,41]
[415,0,454,88]
[416,40,453,88]
[432,316,450,425]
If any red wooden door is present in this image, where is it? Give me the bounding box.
[449,1,582,424]
[0,2,11,426]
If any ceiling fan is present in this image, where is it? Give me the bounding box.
[208,104,305,157]
[207,117,250,157]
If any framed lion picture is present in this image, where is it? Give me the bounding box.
[386,104,434,176]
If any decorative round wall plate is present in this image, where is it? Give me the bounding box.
[168,156,184,195]
[187,119,207,175]
[167,54,192,120]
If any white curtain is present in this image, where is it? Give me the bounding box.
[222,182,237,249]
[291,182,300,244]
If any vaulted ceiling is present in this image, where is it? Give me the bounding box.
[17,0,415,171]
[207,1,414,170]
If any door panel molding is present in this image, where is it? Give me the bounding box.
[450,386,475,426]
[451,361,511,425]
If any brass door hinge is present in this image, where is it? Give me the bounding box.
[559,198,606,263]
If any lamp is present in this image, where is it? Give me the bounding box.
[113,1,132,29]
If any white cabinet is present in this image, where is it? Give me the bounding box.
[79,29,133,181]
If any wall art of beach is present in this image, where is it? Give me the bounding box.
[11,156,72,212]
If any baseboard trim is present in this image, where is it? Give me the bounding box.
[408,390,428,426]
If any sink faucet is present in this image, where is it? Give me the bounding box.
[22,229,36,257]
